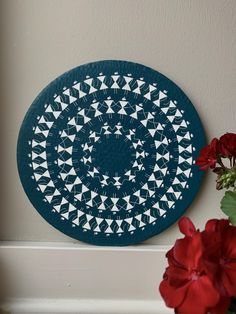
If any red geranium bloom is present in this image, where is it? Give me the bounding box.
[203,219,236,298]
[159,218,220,314]
[196,138,219,170]
[219,133,236,157]
[159,217,236,314]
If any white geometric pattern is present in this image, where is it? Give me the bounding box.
[28,71,195,236]
[17,61,204,245]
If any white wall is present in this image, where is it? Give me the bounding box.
[0,1,235,311]
[1,0,235,244]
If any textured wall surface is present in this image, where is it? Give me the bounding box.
[0,0,236,244]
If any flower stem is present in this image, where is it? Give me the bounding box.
[218,158,228,171]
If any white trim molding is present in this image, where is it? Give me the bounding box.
[0,242,172,314]
[2,298,173,314]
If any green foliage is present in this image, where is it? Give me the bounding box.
[221,191,236,225]
[217,167,236,190]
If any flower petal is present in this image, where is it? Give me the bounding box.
[210,297,231,314]
[219,133,236,157]
[178,217,196,237]
[174,232,203,269]
[193,275,220,307]
[166,265,189,287]
[223,226,236,258]
[159,278,189,308]
[205,219,229,233]
[177,275,219,314]
[222,265,236,296]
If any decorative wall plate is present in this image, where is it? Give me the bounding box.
[17,60,205,246]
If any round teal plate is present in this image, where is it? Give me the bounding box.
[17,60,205,245]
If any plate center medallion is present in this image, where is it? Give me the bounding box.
[92,134,135,176]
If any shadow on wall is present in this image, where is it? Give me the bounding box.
[0,2,14,312]
[0,258,11,313]
[0,0,10,227]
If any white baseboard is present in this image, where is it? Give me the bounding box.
[1,298,173,314]
[0,242,172,314]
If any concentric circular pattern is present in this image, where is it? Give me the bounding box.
[17,60,205,245]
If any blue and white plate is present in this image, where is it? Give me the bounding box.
[17,60,205,245]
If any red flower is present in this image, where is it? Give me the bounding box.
[219,133,236,158]
[196,138,219,170]
[203,219,236,297]
[210,297,231,314]
[159,218,219,314]
[159,217,236,314]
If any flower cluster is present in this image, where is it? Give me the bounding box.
[159,217,236,314]
[196,133,236,190]
[160,132,236,313]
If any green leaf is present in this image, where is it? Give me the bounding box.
[221,191,236,225]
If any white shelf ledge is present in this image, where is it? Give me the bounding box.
[0,242,171,314]
[0,241,171,252]
[1,298,172,314]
